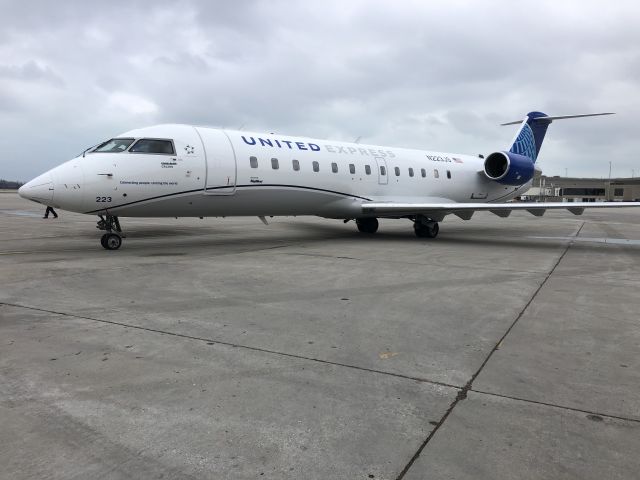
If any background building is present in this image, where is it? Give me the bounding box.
[522,176,640,202]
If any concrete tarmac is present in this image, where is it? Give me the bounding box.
[1,192,639,479]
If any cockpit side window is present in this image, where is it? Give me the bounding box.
[93,138,135,153]
[129,138,175,155]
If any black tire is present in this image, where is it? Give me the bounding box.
[356,217,379,234]
[414,221,439,238]
[103,233,122,250]
[100,233,108,248]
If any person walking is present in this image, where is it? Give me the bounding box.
[43,206,58,218]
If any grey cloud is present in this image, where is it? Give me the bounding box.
[0,60,64,86]
[152,54,210,72]
[1,0,639,181]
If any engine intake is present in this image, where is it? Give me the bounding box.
[483,151,535,186]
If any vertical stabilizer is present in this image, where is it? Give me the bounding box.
[507,112,551,162]
[502,111,614,163]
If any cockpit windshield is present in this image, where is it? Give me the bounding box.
[130,139,175,154]
[93,138,135,153]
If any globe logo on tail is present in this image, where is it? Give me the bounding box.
[510,124,537,161]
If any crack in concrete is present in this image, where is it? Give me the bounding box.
[0,301,459,391]
[469,389,640,423]
[274,251,547,276]
[5,218,639,480]
[4,296,638,427]
[395,222,587,480]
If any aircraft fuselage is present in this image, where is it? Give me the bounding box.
[23,124,528,219]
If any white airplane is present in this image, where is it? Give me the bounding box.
[18,111,640,250]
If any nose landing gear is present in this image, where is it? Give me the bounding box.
[100,233,122,250]
[97,215,125,250]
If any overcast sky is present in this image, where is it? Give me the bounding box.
[1,0,639,182]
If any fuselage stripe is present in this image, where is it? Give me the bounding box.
[84,184,372,214]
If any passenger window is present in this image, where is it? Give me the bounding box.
[271,158,279,170]
[447,170,451,179]
[94,138,135,153]
[421,168,426,178]
[394,167,400,176]
[129,139,175,154]
[434,169,439,178]
[365,165,371,175]
[349,164,355,174]
[380,166,386,176]
[250,156,258,168]
[409,168,414,177]
[331,162,338,173]
[313,161,319,172]
[292,159,300,171]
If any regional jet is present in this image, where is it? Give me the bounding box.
[18,111,640,249]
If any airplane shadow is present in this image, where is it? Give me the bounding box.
[75,219,632,254]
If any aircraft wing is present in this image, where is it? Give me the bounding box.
[361,201,640,220]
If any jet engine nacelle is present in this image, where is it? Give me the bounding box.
[483,151,535,186]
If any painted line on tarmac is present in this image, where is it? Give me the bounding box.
[529,235,640,245]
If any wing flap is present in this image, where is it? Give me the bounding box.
[526,208,546,217]
[568,207,585,215]
[453,210,474,220]
[362,201,640,217]
[490,209,512,218]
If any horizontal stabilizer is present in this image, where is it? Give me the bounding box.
[501,112,615,126]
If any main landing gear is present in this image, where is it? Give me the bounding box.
[413,215,439,238]
[353,215,440,239]
[356,217,379,234]
[97,215,124,250]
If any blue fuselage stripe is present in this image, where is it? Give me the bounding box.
[84,184,372,214]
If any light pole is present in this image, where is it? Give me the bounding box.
[607,161,612,201]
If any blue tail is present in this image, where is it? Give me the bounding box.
[508,111,551,163]
[503,111,615,163]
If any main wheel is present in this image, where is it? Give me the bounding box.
[414,221,439,238]
[102,233,122,250]
[356,217,379,234]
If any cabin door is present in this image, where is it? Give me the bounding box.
[374,157,388,185]
[197,127,237,195]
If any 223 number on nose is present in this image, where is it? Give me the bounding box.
[96,196,112,202]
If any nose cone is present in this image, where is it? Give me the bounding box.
[19,172,54,203]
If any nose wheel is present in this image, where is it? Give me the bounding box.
[101,233,122,250]
[97,215,125,250]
